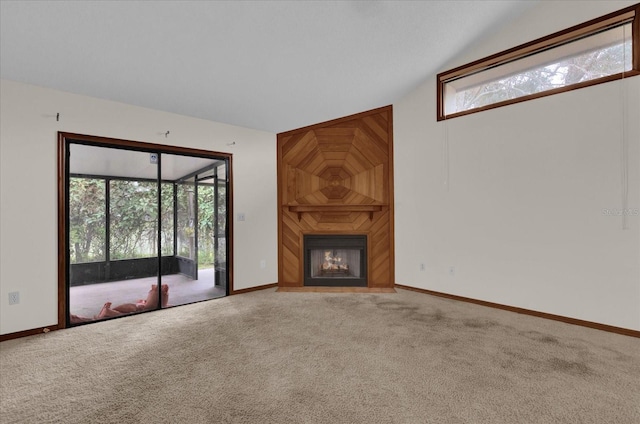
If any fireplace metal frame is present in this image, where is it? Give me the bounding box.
[303,234,367,287]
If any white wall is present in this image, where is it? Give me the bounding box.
[0,80,278,335]
[394,1,640,330]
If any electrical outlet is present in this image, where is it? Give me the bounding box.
[420,263,426,271]
[237,213,246,222]
[149,153,158,164]
[8,291,19,305]
[260,260,266,269]
[448,266,455,277]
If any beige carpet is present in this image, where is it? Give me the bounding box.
[1,288,639,424]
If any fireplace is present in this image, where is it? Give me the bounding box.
[303,235,367,287]
[277,106,394,289]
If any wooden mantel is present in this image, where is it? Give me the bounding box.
[276,106,395,288]
[287,204,384,221]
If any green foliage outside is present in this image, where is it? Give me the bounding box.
[69,177,226,267]
[69,178,105,263]
[457,40,632,112]
[194,184,219,267]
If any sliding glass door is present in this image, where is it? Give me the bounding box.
[160,154,228,307]
[64,136,230,326]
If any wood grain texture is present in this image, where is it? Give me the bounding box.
[230,283,278,295]
[276,287,396,293]
[277,106,394,288]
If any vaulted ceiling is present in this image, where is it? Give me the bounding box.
[0,1,536,133]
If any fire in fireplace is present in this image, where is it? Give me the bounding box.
[303,235,367,287]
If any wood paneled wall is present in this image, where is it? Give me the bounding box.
[277,106,394,288]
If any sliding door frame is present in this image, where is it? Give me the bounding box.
[57,132,233,329]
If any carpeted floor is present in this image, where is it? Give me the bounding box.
[1,288,639,423]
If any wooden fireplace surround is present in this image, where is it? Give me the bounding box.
[277,106,395,288]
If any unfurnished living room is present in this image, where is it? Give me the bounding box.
[0,1,639,423]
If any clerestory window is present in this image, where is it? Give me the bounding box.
[437,4,640,120]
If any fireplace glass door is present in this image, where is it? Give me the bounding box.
[304,235,367,287]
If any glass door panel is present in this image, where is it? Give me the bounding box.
[176,175,197,279]
[214,163,228,290]
[66,140,230,325]
[68,143,160,324]
[160,154,228,307]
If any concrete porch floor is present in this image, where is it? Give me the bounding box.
[69,267,226,320]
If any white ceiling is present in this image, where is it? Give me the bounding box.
[69,143,225,180]
[0,0,536,134]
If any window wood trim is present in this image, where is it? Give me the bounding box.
[437,4,640,121]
